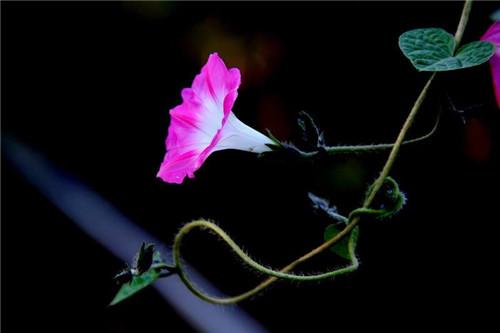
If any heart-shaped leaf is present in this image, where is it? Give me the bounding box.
[399,28,495,71]
[324,224,359,260]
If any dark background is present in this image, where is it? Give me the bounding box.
[2,1,499,332]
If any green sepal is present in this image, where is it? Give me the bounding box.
[136,242,155,274]
[265,129,282,147]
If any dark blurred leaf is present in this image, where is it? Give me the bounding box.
[297,111,325,149]
[491,9,500,21]
[308,192,347,224]
[308,192,331,212]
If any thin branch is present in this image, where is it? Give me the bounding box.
[172,220,359,304]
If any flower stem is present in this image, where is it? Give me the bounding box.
[170,0,474,305]
[173,220,359,305]
[324,111,440,154]
[291,112,440,158]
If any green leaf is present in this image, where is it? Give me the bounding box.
[110,268,162,306]
[110,251,165,306]
[324,225,359,260]
[399,28,495,71]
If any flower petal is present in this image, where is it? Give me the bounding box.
[158,53,243,183]
[192,53,241,118]
[157,149,203,184]
[488,51,500,109]
[481,22,500,44]
[481,22,500,109]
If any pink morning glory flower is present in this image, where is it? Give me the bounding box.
[157,53,275,184]
[481,22,500,109]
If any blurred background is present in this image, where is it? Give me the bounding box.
[2,1,499,332]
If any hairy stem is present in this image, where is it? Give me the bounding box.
[324,110,440,154]
[173,220,358,305]
[294,111,441,158]
[363,73,435,207]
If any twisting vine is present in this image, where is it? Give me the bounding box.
[171,176,404,304]
[111,0,496,307]
[173,221,359,304]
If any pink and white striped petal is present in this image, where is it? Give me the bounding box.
[157,53,274,184]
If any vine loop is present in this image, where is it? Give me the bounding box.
[172,220,359,304]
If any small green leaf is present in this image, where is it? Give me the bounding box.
[110,268,162,306]
[399,28,495,71]
[324,225,359,260]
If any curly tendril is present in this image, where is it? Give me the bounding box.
[172,220,359,304]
